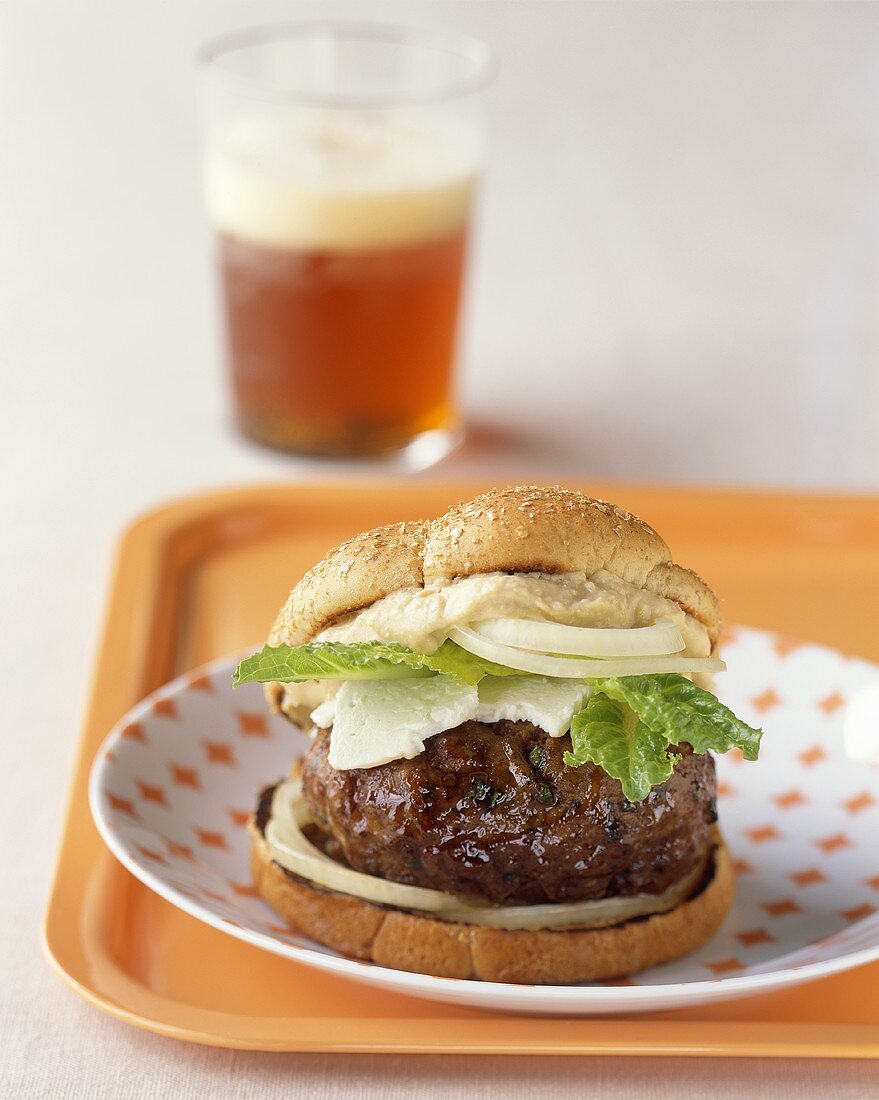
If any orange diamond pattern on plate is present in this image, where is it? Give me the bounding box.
[107,794,138,819]
[736,928,775,947]
[162,837,195,862]
[788,867,827,887]
[842,791,875,815]
[773,789,806,810]
[818,691,845,715]
[194,828,228,850]
[227,807,251,828]
[203,740,236,767]
[188,673,214,693]
[762,898,802,917]
[237,711,269,737]
[746,825,782,844]
[152,697,179,720]
[732,858,755,874]
[839,903,877,923]
[705,958,744,975]
[865,875,879,890]
[230,882,259,898]
[772,636,804,658]
[799,744,827,767]
[751,688,780,713]
[121,722,146,742]
[169,764,201,790]
[136,846,167,865]
[135,781,169,808]
[816,833,852,854]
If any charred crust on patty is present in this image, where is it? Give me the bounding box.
[300,720,717,905]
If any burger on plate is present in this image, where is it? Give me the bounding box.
[235,486,761,983]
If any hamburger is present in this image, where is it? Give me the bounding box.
[234,486,761,983]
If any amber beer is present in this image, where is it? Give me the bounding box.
[218,223,469,457]
[208,113,477,457]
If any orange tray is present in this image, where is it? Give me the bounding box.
[44,481,879,1055]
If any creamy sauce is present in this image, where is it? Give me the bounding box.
[278,570,711,716]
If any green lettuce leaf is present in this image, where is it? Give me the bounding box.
[564,695,678,802]
[564,673,763,802]
[591,674,762,760]
[232,639,518,688]
[418,640,520,683]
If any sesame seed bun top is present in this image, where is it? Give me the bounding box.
[267,485,721,649]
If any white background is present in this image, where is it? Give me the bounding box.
[2,1,878,1096]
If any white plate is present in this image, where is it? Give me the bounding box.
[89,627,879,1016]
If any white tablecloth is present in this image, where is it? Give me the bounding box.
[3,1,878,1095]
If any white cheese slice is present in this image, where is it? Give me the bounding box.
[327,677,479,771]
[475,676,591,738]
[310,699,336,729]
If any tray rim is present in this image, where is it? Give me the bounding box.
[42,480,879,1057]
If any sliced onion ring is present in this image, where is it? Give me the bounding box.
[265,781,704,930]
[449,626,726,679]
[267,782,462,912]
[474,618,685,657]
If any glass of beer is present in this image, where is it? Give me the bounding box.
[200,23,493,463]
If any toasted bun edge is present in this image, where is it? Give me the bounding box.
[249,804,734,984]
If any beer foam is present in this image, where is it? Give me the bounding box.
[206,112,479,251]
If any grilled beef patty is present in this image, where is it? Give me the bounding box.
[300,720,717,904]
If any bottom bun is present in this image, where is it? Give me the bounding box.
[249,789,735,984]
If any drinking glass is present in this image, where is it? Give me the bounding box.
[200,23,493,463]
